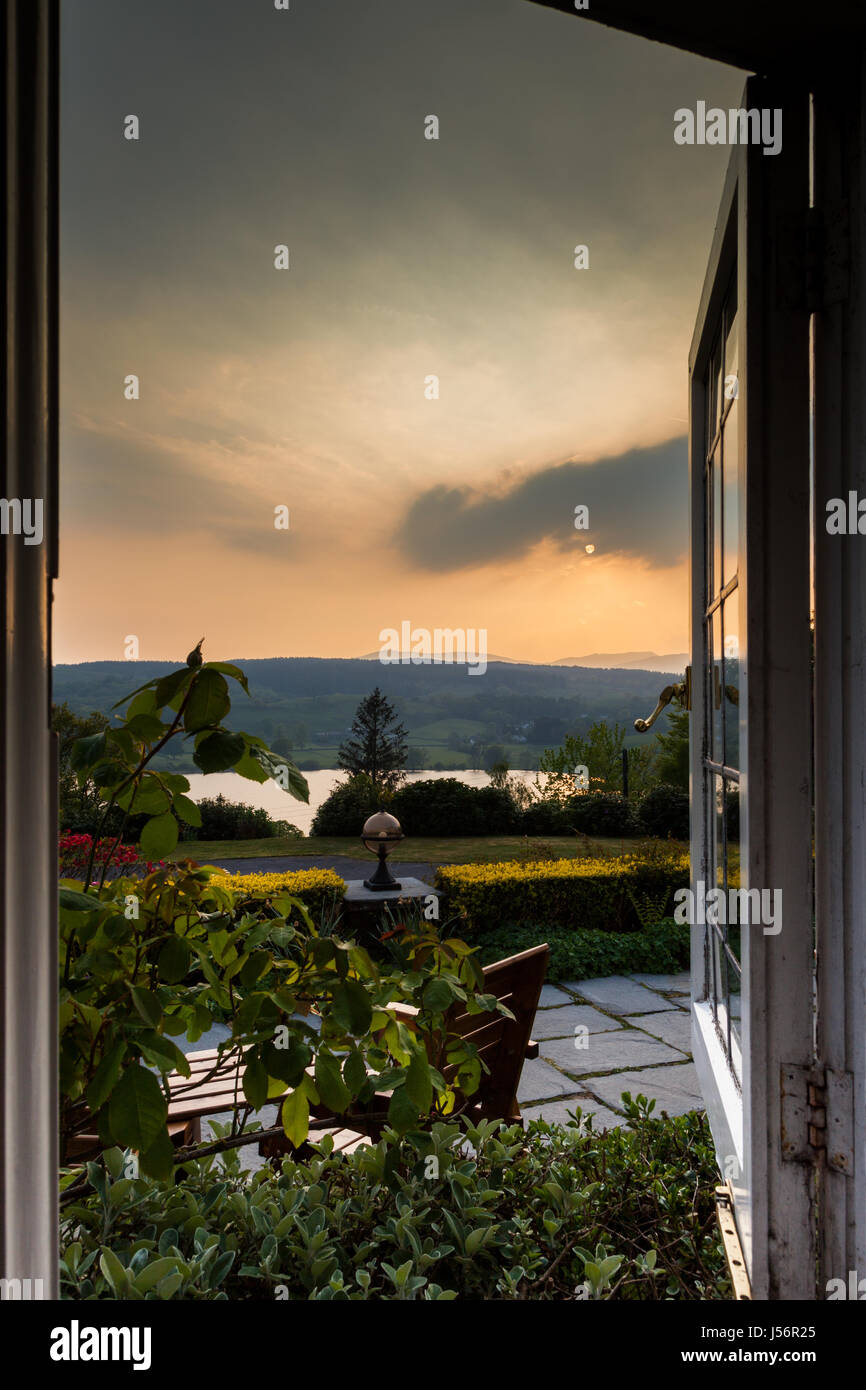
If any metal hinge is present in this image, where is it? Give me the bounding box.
[780,1063,854,1174]
[778,204,849,312]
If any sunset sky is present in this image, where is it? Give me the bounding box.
[58,0,744,667]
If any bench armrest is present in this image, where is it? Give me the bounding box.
[525,1039,539,1060]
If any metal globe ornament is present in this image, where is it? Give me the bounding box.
[361,809,404,891]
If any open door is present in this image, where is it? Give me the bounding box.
[688,78,815,1298]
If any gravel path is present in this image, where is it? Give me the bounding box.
[206,855,438,881]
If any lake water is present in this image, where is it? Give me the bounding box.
[184,769,540,836]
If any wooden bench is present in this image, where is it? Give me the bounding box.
[162,944,549,1161]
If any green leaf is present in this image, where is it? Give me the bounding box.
[263,1038,311,1087]
[239,950,271,989]
[193,730,245,774]
[70,731,107,772]
[99,1248,131,1296]
[204,662,250,696]
[404,1048,433,1114]
[243,1057,268,1110]
[130,987,162,1027]
[108,1065,168,1152]
[59,887,101,914]
[133,1257,183,1294]
[314,1052,351,1113]
[111,677,160,710]
[173,794,201,828]
[183,669,231,733]
[123,711,167,742]
[388,1084,420,1135]
[154,667,195,710]
[136,1031,189,1076]
[140,813,179,860]
[343,1049,367,1099]
[139,1125,175,1183]
[330,980,373,1036]
[117,780,171,816]
[85,1040,128,1113]
[248,745,309,802]
[422,977,455,1014]
[281,1088,309,1148]
[158,934,192,983]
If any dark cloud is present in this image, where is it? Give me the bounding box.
[397,437,687,570]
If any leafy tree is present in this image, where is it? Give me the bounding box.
[481,744,507,776]
[538,720,658,800]
[654,708,690,791]
[338,687,408,792]
[488,758,510,789]
[54,702,110,830]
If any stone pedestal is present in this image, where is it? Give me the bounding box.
[341,876,442,940]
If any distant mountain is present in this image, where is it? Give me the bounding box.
[554,651,689,673]
[358,651,532,665]
[52,656,676,772]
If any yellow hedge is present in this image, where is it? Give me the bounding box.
[435,853,690,934]
[216,868,346,921]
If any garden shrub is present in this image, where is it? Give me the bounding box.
[178,794,288,842]
[390,778,518,836]
[636,783,690,840]
[563,790,638,837]
[310,774,384,836]
[518,799,574,835]
[60,1101,729,1301]
[436,852,690,935]
[218,868,347,922]
[474,918,690,981]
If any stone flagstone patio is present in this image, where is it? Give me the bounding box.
[518,971,702,1129]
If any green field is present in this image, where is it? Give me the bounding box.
[170,833,688,866]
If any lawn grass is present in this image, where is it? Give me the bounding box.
[170,833,689,865]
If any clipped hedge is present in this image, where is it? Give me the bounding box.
[391,778,518,836]
[435,852,690,935]
[218,868,346,922]
[474,919,690,982]
[60,1105,729,1300]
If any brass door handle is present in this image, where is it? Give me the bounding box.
[634,666,691,732]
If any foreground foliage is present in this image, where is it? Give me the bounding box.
[60,1099,730,1301]
[60,657,505,1179]
[475,919,689,982]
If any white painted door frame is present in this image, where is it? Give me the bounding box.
[688,78,815,1299]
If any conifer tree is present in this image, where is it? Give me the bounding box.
[338,687,408,792]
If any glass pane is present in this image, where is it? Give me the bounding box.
[714,775,727,895]
[722,396,739,585]
[710,608,723,763]
[723,596,740,770]
[728,953,742,1053]
[706,342,719,446]
[723,308,739,420]
[712,444,722,599]
[705,462,713,600]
